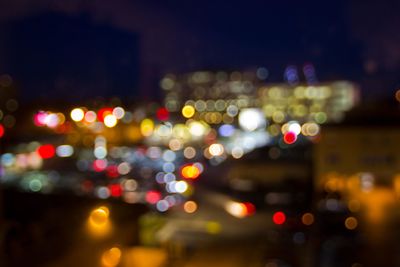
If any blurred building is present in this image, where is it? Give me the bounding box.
[314,125,400,191]
[312,102,400,227]
[161,70,360,125]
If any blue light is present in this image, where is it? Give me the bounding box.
[218,124,235,137]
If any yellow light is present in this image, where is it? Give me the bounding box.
[345,217,358,230]
[101,247,122,267]
[206,221,221,234]
[182,105,195,118]
[183,201,198,213]
[104,114,117,128]
[272,111,285,123]
[70,108,84,122]
[140,118,154,137]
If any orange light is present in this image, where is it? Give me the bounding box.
[90,206,109,226]
[183,201,198,213]
[101,247,121,267]
[181,164,200,179]
[87,206,111,238]
[243,202,256,215]
[345,217,358,230]
[301,212,314,226]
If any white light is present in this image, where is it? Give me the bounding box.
[104,114,117,128]
[238,108,266,131]
[162,162,175,173]
[225,201,246,218]
[95,136,107,146]
[117,162,131,175]
[166,181,177,193]
[209,144,224,156]
[162,150,176,162]
[174,181,188,193]
[45,113,59,128]
[156,200,169,212]
[56,145,74,157]
[123,179,137,191]
[189,121,206,137]
[231,147,244,159]
[70,108,84,122]
[183,147,196,159]
[288,121,301,135]
[113,107,125,119]
[96,186,110,199]
[94,147,107,159]
[227,105,239,117]
[156,124,172,137]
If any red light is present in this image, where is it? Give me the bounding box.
[145,190,161,204]
[156,107,169,121]
[0,124,4,138]
[97,107,113,122]
[37,144,56,159]
[106,165,119,178]
[93,159,107,172]
[109,184,122,197]
[243,202,256,216]
[272,211,286,225]
[283,131,297,144]
[33,112,47,127]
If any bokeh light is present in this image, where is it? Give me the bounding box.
[101,247,121,267]
[272,211,286,225]
[345,217,358,230]
[181,164,201,179]
[37,144,56,159]
[183,201,198,213]
[104,114,118,128]
[182,105,195,118]
[70,108,85,122]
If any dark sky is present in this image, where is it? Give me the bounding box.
[0,0,399,101]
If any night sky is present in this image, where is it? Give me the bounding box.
[0,0,399,101]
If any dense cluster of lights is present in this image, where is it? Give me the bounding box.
[0,70,361,216]
[0,95,347,214]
